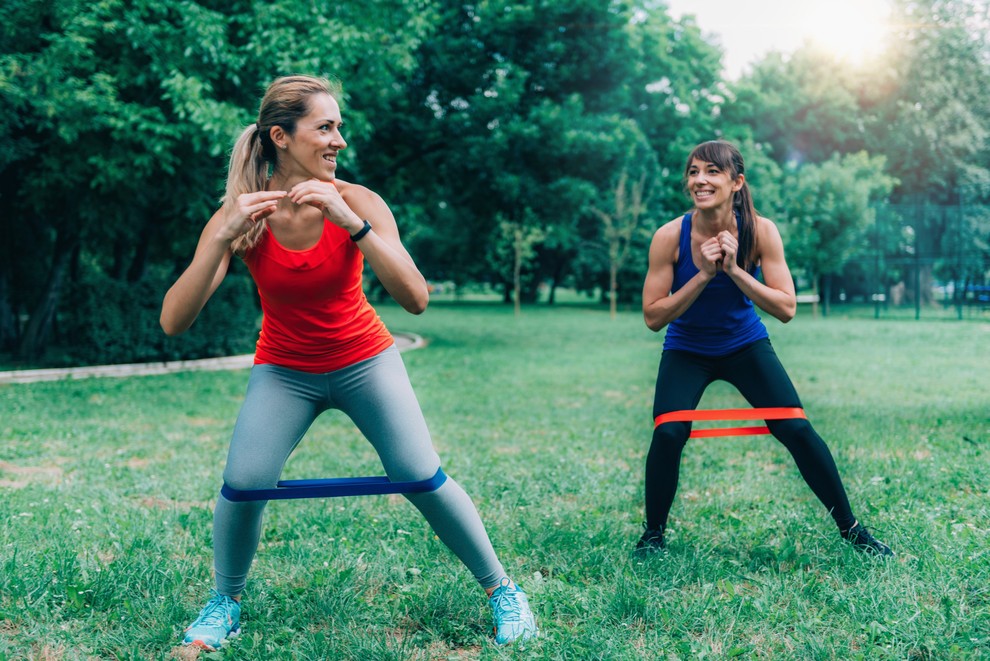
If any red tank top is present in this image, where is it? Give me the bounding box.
[242,220,393,373]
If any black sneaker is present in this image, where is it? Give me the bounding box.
[635,523,666,555]
[843,523,893,557]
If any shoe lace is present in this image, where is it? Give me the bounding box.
[194,592,236,628]
[848,524,876,543]
[641,522,664,539]
[847,525,893,556]
[491,587,524,624]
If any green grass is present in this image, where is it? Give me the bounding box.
[1,304,988,660]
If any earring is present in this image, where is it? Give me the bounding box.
[280,144,287,150]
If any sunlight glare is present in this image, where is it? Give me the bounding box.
[801,0,891,64]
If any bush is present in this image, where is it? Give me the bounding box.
[58,264,259,366]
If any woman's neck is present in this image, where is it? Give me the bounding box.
[267,166,332,193]
[267,173,305,192]
[692,206,736,234]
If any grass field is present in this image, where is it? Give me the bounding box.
[1,304,987,660]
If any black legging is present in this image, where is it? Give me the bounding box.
[646,338,857,532]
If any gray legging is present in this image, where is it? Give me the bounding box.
[212,345,506,595]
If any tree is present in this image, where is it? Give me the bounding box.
[865,0,990,204]
[1,0,254,357]
[359,0,644,297]
[588,135,658,318]
[860,0,990,309]
[494,213,546,316]
[721,47,868,165]
[360,0,724,303]
[721,0,990,313]
[780,152,897,314]
[0,0,432,362]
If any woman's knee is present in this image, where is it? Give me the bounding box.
[222,463,282,491]
[767,418,818,447]
[650,422,691,454]
[381,452,441,484]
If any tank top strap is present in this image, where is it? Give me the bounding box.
[679,213,693,257]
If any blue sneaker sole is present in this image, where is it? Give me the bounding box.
[183,626,241,652]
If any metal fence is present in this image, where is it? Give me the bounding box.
[829,202,990,320]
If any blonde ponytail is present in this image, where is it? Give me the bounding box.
[224,124,269,256]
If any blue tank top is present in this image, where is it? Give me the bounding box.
[663,213,769,356]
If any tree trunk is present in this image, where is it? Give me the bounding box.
[127,222,154,283]
[513,241,522,317]
[545,257,567,306]
[918,262,935,306]
[957,275,969,319]
[18,231,78,359]
[0,272,18,351]
[820,274,832,317]
[111,238,128,280]
[609,263,618,319]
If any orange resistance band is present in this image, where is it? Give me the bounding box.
[653,407,807,438]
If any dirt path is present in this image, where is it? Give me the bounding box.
[0,332,424,384]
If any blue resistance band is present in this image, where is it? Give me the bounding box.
[220,466,447,502]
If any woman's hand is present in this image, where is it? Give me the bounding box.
[288,179,364,235]
[717,230,738,274]
[698,231,739,275]
[216,190,287,243]
[699,236,725,276]
[161,192,284,336]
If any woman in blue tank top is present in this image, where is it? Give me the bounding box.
[637,140,892,557]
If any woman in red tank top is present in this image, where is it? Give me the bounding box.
[161,76,536,652]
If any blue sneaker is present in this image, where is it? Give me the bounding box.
[488,578,538,645]
[182,590,241,651]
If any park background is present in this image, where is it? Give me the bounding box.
[1,0,988,366]
[1,0,988,659]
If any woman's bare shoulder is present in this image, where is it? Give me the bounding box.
[652,215,686,243]
[755,215,784,238]
[335,178,387,213]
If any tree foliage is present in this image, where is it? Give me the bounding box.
[722,0,989,305]
[779,152,897,311]
[1,0,987,364]
[358,0,723,303]
[867,0,990,203]
[0,0,431,361]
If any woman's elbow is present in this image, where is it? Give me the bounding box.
[643,312,666,332]
[160,316,184,336]
[159,307,191,336]
[405,297,428,315]
[400,287,429,315]
[776,303,797,323]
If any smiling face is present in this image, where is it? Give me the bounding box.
[270,93,347,182]
[686,158,743,211]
